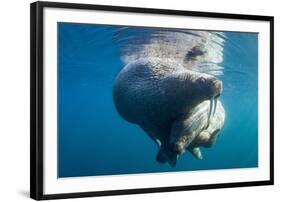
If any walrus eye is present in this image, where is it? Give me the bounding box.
[199,77,206,83]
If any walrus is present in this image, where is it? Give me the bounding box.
[113,58,223,166]
[170,100,225,160]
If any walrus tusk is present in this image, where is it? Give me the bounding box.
[213,98,218,117]
[207,98,214,127]
[207,97,218,128]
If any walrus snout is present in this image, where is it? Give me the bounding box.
[213,79,223,97]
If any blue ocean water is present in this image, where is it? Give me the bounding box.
[58,23,258,178]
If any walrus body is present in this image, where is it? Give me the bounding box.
[113,58,223,166]
[170,100,225,160]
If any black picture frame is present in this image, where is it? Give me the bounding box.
[30,1,274,200]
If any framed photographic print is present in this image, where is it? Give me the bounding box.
[30,1,274,200]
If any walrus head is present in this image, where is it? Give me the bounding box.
[192,74,223,125]
[192,73,223,100]
[165,69,223,111]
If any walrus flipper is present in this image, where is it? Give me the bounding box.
[156,149,167,164]
[171,126,197,155]
[156,147,177,167]
[188,147,203,160]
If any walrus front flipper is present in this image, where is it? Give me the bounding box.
[156,149,167,164]
[156,147,178,167]
[171,130,197,155]
[188,147,203,160]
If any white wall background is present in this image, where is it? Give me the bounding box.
[0,0,279,201]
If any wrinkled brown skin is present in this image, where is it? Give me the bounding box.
[113,58,222,166]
